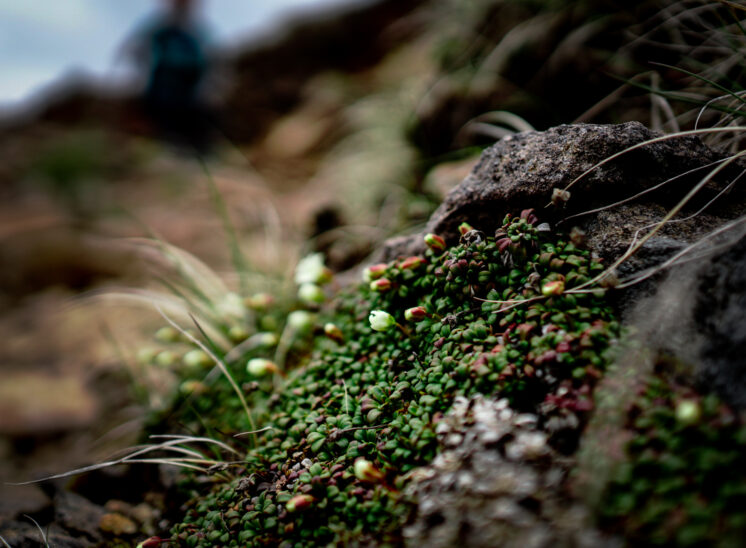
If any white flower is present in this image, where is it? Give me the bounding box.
[298,283,325,305]
[354,458,384,482]
[183,349,212,369]
[252,332,278,348]
[246,358,278,376]
[287,310,314,334]
[217,292,245,319]
[369,310,396,332]
[294,253,332,285]
[676,399,701,425]
[154,326,180,343]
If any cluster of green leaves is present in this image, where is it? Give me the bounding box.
[163,211,619,547]
[600,373,746,547]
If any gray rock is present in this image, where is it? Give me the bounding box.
[0,520,90,548]
[379,122,745,265]
[404,396,617,548]
[696,234,746,406]
[627,228,746,408]
[54,491,105,542]
[392,122,746,546]
[0,484,51,521]
[426,122,739,237]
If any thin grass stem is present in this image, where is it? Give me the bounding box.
[23,515,48,548]
[552,127,746,203]
[615,215,746,288]
[155,307,257,439]
[472,295,545,313]
[569,149,746,293]
[8,436,235,485]
[199,159,251,295]
[695,90,746,128]
[234,426,274,438]
[559,157,729,224]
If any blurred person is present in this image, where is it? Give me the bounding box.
[122,0,217,153]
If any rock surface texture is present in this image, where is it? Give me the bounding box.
[404,396,613,548]
[382,122,745,270]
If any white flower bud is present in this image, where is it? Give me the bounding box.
[354,458,384,482]
[217,292,246,319]
[676,399,701,425]
[183,349,212,369]
[294,253,332,285]
[369,310,396,332]
[287,310,314,334]
[246,358,278,377]
[298,283,325,306]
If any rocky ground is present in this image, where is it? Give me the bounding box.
[1,0,746,546]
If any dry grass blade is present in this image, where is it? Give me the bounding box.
[91,416,146,450]
[461,123,517,141]
[109,460,208,472]
[559,157,729,224]
[225,332,280,364]
[110,441,205,461]
[23,515,49,548]
[77,287,233,349]
[233,426,274,438]
[650,62,746,109]
[650,72,681,133]
[715,0,746,14]
[630,166,744,235]
[457,111,536,142]
[259,196,284,268]
[616,215,746,288]
[156,306,256,436]
[199,159,251,295]
[121,457,224,467]
[695,90,746,129]
[570,149,746,293]
[474,12,560,82]
[77,287,189,314]
[125,237,232,305]
[8,436,234,485]
[150,434,239,455]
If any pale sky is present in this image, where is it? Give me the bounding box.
[0,0,364,107]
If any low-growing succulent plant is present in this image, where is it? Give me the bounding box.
[151,212,628,547]
[599,372,746,546]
